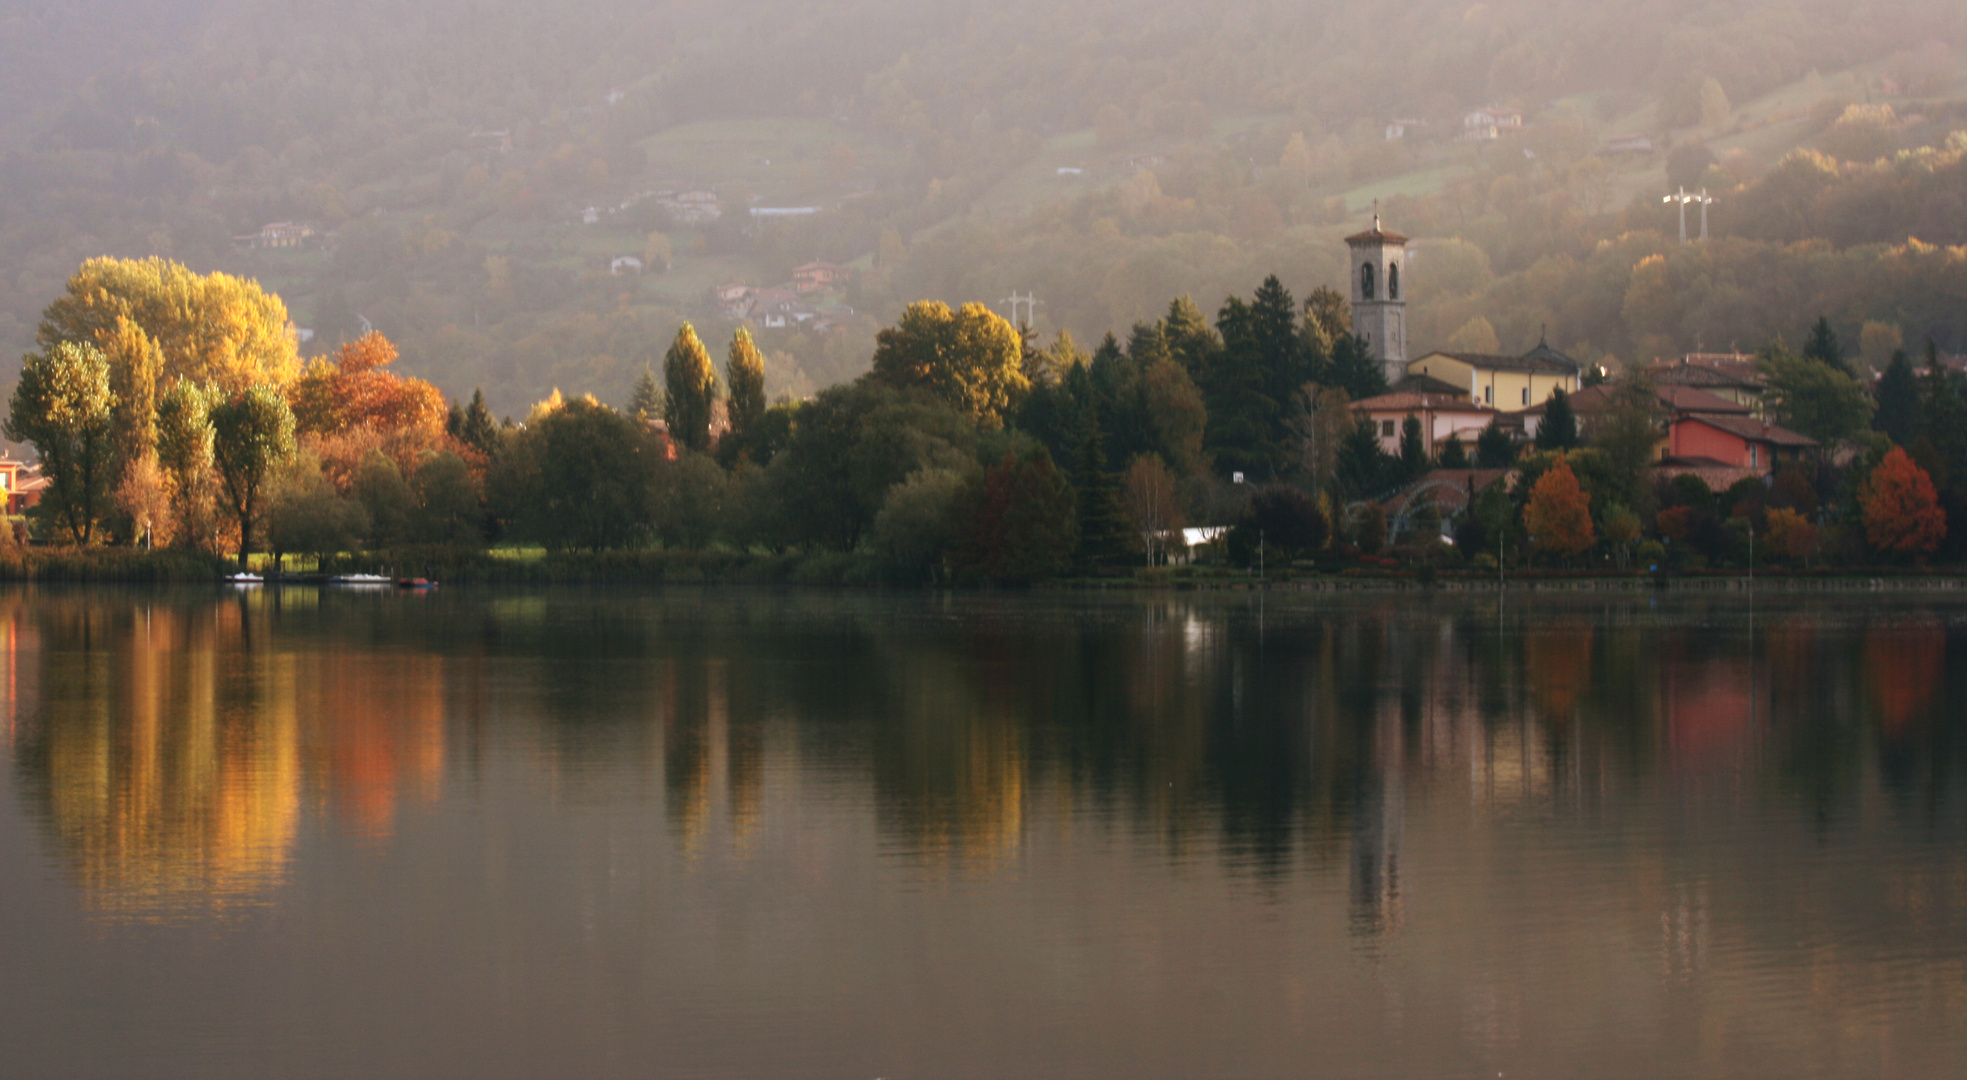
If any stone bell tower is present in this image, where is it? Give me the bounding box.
[1345,207,1409,386]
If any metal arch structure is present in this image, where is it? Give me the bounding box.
[1381,477,1478,544]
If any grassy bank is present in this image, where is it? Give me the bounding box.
[0,548,232,582]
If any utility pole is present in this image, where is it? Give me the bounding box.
[1002,291,1040,326]
[1697,188,1714,240]
[1662,187,1715,242]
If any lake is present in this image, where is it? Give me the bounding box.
[0,586,1962,1079]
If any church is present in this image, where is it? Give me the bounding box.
[1344,215,1582,407]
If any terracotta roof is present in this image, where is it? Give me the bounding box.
[1654,459,1766,490]
[1419,349,1580,375]
[1678,414,1816,447]
[1350,392,1496,414]
[1388,373,1469,398]
[1645,355,1766,389]
[1656,385,1749,414]
[1344,223,1408,246]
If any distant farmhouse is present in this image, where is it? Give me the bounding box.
[233,221,315,249]
[1459,107,1523,142]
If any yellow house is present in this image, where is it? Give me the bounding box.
[1407,339,1582,411]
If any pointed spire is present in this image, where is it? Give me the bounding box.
[1372,197,1381,231]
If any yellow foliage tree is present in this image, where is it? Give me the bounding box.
[38,256,301,392]
[870,301,1028,427]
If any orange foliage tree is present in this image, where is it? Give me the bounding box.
[1524,458,1595,559]
[1860,447,1946,555]
[287,333,452,486]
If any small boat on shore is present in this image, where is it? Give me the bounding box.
[395,578,437,590]
[223,572,262,585]
[327,573,392,586]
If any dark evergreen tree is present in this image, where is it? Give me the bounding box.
[1535,387,1580,450]
[1437,436,1469,469]
[1337,418,1391,499]
[1162,295,1218,379]
[1399,415,1429,480]
[1248,275,1307,410]
[1917,340,1967,483]
[1476,417,1517,468]
[1205,296,1282,478]
[1802,316,1848,374]
[1874,348,1918,446]
[461,389,499,456]
[1326,332,1388,401]
[1072,424,1132,571]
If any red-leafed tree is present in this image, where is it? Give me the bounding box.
[287,332,455,488]
[952,449,1078,583]
[1861,446,1946,555]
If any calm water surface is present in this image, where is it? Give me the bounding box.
[0,586,1963,1079]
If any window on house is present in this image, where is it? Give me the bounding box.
[1381,420,1395,437]
[1484,385,1493,404]
[1751,445,1759,469]
[1521,387,1529,406]
[1361,262,1375,300]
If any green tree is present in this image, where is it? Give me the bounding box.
[209,385,298,566]
[1536,387,1580,450]
[663,324,719,453]
[1438,437,1469,469]
[1802,316,1849,375]
[527,398,661,550]
[1398,415,1429,480]
[459,388,499,456]
[355,451,415,546]
[410,451,483,545]
[952,449,1079,584]
[5,341,119,544]
[724,328,767,460]
[650,451,730,549]
[1874,349,1918,446]
[1476,417,1517,468]
[870,466,972,582]
[1589,374,1663,517]
[1337,418,1391,499]
[1759,341,1872,447]
[869,300,1028,426]
[629,364,663,422]
[1072,426,1132,570]
[1205,296,1282,477]
[266,455,368,564]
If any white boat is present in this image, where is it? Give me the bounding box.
[224,572,262,585]
[327,573,392,586]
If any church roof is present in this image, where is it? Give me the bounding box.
[1344,224,1408,246]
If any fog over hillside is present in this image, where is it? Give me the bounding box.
[3,0,1963,410]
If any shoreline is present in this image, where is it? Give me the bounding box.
[1,546,1965,592]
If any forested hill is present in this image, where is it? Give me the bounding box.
[2,0,1964,412]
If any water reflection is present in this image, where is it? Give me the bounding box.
[2,588,1964,1075]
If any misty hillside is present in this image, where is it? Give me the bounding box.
[2,0,1964,412]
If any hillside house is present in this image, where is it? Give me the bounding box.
[1460,107,1523,141]
[792,261,852,293]
[610,256,644,276]
[1519,383,1748,449]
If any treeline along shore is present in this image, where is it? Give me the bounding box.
[6,254,1967,587]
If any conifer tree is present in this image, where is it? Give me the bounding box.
[1536,387,1580,450]
[1802,316,1848,374]
[1072,424,1132,571]
[460,388,499,455]
[1476,418,1516,468]
[663,324,718,453]
[1399,415,1429,479]
[1162,295,1218,378]
[1438,436,1469,469]
[630,364,663,421]
[1874,349,1918,446]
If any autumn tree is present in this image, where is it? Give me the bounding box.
[951,449,1078,584]
[869,301,1028,427]
[38,256,300,392]
[1524,458,1595,560]
[156,379,219,548]
[6,341,118,543]
[1860,447,1946,555]
[724,328,767,462]
[287,332,447,441]
[210,386,298,566]
[663,323,719,453]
